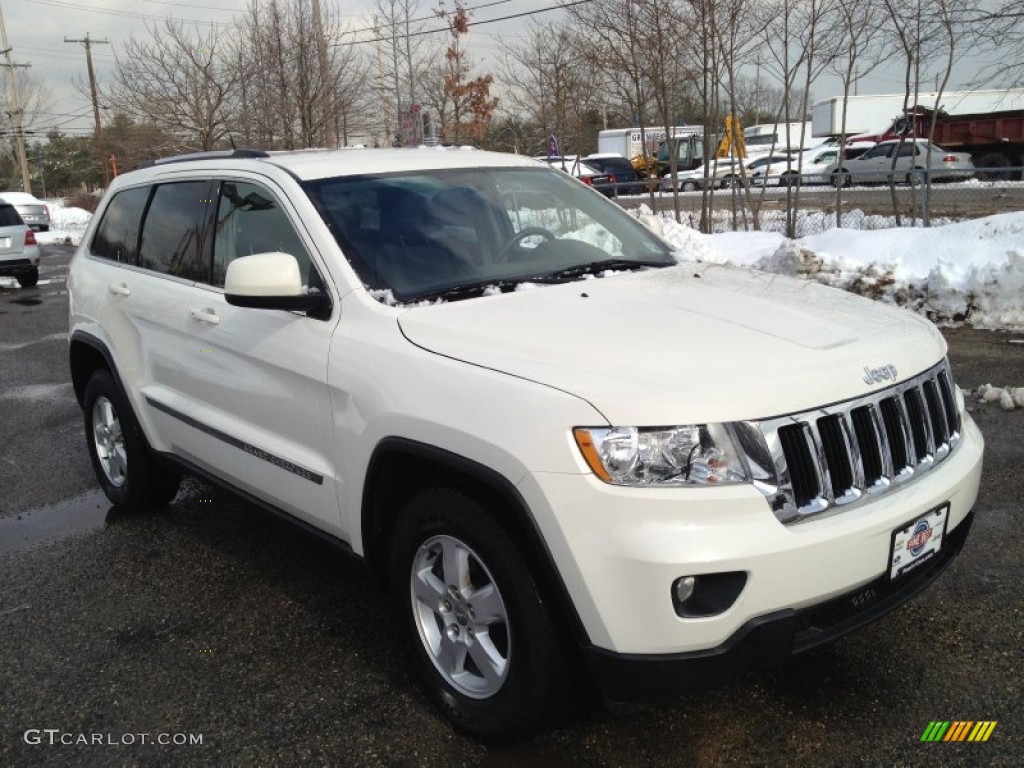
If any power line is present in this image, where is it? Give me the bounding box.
[336,0,595,48]
[28,0,235,27]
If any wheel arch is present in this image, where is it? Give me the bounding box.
[361,436,591,647]
[70,331,121,408]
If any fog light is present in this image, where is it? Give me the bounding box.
[671,571,748,617]
[673,576,696,604]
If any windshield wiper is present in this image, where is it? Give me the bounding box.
[399,278,529,304]
[398,259,670,304]
[534,258,670,283]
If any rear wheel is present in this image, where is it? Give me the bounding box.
[831,169,851,188]
[83,369,180,511]
[16,268,38,288]
[390,488,565,741]
[974,152,1013,181]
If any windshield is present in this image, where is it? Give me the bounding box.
[303,166,673,303]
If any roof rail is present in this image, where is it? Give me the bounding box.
[137,149,271,169]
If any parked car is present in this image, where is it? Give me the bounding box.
[826,139,975,186]
[747,154,800,186]
[537,156,615,196]
[0,191,50,231]
[661,157,748,191]
[68,147,982,740]
[583,153,641,196]
[0,200,40,287]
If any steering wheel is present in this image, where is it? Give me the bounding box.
[495,227,557,262]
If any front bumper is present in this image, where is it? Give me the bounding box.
[582,510,973,703]
[519,412,983,664]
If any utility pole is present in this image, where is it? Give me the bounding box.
[65,34,110,185]
[0,4,32,194]
[311,0,336,148]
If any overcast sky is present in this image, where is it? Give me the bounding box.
[3,0,1003,139]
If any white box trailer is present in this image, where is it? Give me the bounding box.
[597,126,700,159]
[811,89,1024,137]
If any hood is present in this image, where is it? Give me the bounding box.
[397,265,947,425]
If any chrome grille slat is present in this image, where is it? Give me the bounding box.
[759,360,962,524]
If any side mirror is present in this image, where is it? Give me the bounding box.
[224,252,325,312]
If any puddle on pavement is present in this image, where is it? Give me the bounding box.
[0,490,119,553]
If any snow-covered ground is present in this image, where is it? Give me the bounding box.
[647,207,1024,332]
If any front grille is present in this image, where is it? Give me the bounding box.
[759,360,962,523]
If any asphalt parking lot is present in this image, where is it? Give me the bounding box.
[1,245,1021,767]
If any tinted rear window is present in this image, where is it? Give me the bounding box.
[0,204,23,227]
[92,186,150,263]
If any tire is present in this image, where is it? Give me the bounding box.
[83,369,181,511]
[831,169,851,188]
[721,175,739,189]
[681,180,699,192]
[974,152,1013,181]
[779,173,798,188]
[906,166,925,186]
[390,488,565,741]
[16,268,38,288]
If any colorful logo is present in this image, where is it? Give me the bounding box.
[921,721,997,742]
[907,520,933,555]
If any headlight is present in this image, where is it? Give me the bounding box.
[573,424,752,486]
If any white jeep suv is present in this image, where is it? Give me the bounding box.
[68,148,984,740]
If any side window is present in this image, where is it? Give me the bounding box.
[91,186,151,263]
[138,181,211,280]
[897,143,918,158]
[212,181,314,289]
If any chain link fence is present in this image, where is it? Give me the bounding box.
[604,167,1024,235]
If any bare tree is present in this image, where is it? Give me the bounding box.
[228,0,372,149]
[974,1,1024,87]
[112,20,235,151]
[757,0,835,236]
[828,0,885,227]
[497,21,595,156]
[375,0,434,144]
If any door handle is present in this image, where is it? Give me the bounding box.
[108,282,130,296]
[189,308,221,325]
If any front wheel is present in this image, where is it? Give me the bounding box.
[390,488,565,740]
[83,369,181,511]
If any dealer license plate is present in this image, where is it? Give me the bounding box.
[0,237,9,248]
[889,504,949,580]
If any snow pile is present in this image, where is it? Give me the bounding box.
[659,210,1024,330]
[976,384,1024,411]
[36,202,92,247]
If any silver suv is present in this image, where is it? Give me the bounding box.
[68,148,983,740]
[0,201,40,287]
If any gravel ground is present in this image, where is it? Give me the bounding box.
[1,247,1020,766]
